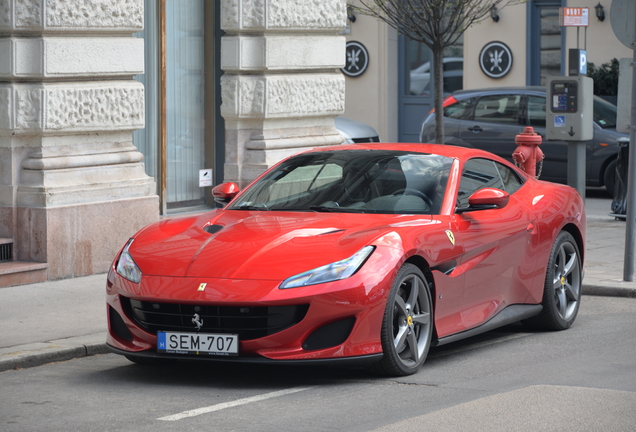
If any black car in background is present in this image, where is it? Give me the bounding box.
[419,86,627,195]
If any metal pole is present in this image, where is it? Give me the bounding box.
[623,8,636,281]
[567,141,586,199]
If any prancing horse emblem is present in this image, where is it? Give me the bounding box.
[192,313,203,331]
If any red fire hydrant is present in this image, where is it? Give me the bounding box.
[512,126,544,178]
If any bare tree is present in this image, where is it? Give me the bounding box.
[355,0,520,144]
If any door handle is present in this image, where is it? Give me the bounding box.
[467,126,483,133]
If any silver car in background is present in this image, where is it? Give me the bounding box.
[336,116,381,144]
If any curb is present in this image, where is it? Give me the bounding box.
[582,284,636,298]
[0,333,108,373]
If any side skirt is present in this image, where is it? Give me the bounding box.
[431,304,543,348]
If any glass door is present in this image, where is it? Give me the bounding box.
[134,0,217,214]
[398,36,463,142]
[165,0,206,209]
[398,36,434,142]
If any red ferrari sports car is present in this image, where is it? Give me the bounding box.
[106,143,585,376]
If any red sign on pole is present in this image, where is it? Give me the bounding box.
[559,7,589,26]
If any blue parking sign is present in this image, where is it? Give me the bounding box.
[554,116,566,128]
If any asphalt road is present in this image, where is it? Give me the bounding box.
[1,295,635,432]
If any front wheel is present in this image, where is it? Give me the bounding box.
[523,231,582,331]
[371,264,433,376]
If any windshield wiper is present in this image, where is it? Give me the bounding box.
[233,204,269,211]
[308,206,337,212]
[307,206,368,213]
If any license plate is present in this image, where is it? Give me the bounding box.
[157,331,239,356]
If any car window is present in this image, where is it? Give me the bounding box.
[230,150,454,214]
[457,158,522,207]
[495,161,523,194]
[593,96,617,129]
[527,96,547,127]
[443,61,463,72]
[473,95,521,125]
[444,99,472,119]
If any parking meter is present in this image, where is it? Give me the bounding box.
[546,75,594,141]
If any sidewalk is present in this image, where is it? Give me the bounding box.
[0,273,109,372]
[580,194,636,298]
[1,196,635,373]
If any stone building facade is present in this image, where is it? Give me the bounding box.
[220,0,346,187]
[0,0,158,285]
[0,0,348,286]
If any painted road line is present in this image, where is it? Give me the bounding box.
[158,387,312,421]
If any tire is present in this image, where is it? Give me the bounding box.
[523,231,582,331]
[604,159,617,197]
[371,264,433,376]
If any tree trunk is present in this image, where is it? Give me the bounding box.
[433,47,445,144]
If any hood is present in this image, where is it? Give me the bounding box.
[128,210,427,280]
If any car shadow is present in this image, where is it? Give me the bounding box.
[89,354,375,389]
[426,322,533,362]
[86,324,536,388]
[586,187,611,199]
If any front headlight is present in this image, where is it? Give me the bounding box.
[280,246,374,289]
[116,238,142,283]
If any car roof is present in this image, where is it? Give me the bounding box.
[451,86,546,99]
[296,142,517,165]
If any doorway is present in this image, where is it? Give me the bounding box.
[398,36,464,142]
[527,0,565,85]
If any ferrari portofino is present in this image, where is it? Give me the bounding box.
[107,143,585,376]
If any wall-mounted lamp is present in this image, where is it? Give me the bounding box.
[595,2,605,22]
[347,6,356,23]
[490,6,500,23]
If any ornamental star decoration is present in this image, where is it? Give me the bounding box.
[348,49,361,71]
[489,49,504,72]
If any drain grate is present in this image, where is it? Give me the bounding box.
[0,243,12,262]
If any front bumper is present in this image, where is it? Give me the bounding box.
[106,255,395,363]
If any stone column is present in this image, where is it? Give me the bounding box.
[0,0,159,280]
[220,0,347,187]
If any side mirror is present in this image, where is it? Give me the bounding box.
[212,182,240,205]
[456,188,509,213]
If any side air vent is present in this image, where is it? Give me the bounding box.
[302,317,356,351]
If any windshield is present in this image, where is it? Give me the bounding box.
[593,96,617,129]
[229,150,453,214]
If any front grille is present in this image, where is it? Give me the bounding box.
[121,297,309,341]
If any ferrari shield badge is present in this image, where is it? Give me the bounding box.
[197,283,207,292]
[445,230,455,245]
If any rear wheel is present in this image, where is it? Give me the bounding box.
[523,231,581,330]
[371,264,433,376]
